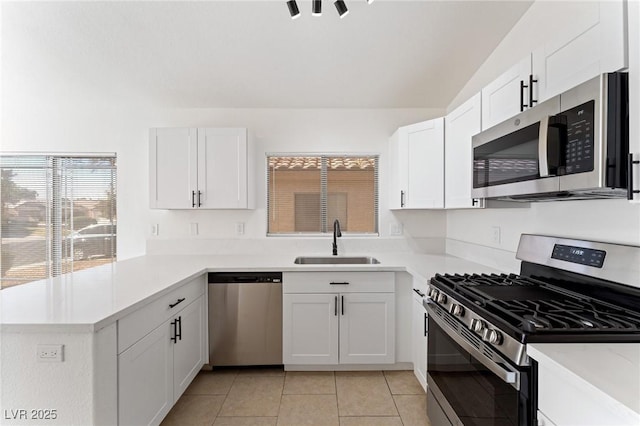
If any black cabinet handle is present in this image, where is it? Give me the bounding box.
[177,316,182,341]
[413,288,425,297]
[334,296,338,316]
[169,298,186,309]
[170,319,178,343]
[628,153,640,200]
[330,282,349,285]
[520,80,528,112]
[424,313,428,337]
[472,198,479,207]
[400,190,405,208]
[191,191,196,208]
[528,74,538,108]
[197,190,202,207]
[341,295,345,316]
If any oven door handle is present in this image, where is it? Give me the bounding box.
[426,302,521,390]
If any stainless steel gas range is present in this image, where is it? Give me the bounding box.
[424,234,640,426]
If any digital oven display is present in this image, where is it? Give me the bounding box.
[551,244,606,268]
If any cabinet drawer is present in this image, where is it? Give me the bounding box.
[283,272,394,294]
[118,275,205,353]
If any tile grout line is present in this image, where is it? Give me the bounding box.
[276,371,285,423]
[333,371,340,424]
[211,370,238,425]
[383,371,406,426]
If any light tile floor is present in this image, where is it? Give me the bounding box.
[161,368,432,426]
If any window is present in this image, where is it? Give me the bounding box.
[267,155,378,235]
[0,154,117,289]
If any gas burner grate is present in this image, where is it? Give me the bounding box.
[430,272,640,335]
[495,298,640,332]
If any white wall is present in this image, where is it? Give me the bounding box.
[446,0,640,269]
[1,97,447,258]
[449,1,613,111]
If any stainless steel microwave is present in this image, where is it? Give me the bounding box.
[472,72,629,201]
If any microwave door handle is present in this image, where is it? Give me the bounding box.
[538,116,550,178]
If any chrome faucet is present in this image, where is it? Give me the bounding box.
[332,219,342,256]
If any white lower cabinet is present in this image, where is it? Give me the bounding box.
[172,296,206,400]
[339,293,395,364]
[117,276,206,426]
[283,272,395,366]
[118,322,174,425]
[283,293,339,364]
[411,291,428,391]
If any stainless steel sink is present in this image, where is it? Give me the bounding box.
[293,256,380,265]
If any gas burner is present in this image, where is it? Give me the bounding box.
[522,315,551,332]
[580,319,596,328]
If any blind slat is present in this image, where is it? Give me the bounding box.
[267,155,378,235]
[1,155,117,289]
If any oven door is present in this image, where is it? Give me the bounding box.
[426,305,535,426]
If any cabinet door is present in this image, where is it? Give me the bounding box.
[198,128,248,209]
[445,93,483,209]
[283,293,339,365]
[405,118,445,209]
[339,293,395,364]
[628,0,640,202]
[173,296,206,401]
[118,322,174,426]
[481,55,532,130]
[388,129,403,209]
[412,297,427,390]
[149,128,198,209]
[532,1,626,104]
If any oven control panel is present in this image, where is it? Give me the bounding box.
[551,244,606,268]
[425,284,528,366]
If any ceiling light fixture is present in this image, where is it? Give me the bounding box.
[334,0,349,18]
[312,0,322,16]
[288,0,368,19]
[287,0,301,19]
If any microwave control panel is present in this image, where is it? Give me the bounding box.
[559,100,595,175]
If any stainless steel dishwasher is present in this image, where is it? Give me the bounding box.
[208,272,283,366]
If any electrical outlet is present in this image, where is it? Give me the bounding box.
[151,224,159,236]
[37,344,64,362]
[492,226,501,244]
[389,223,403,236]
[236,222,245,236]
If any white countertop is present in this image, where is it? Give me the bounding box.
[529,343,640,418]
[0,252,498,332]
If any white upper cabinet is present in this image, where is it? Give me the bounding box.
[481,1,627,132]
[150,127,252,209]
[628,0,640,202]
[388,118,445,209]
[481,55,532,131]
[445,92,483,209]
[533,1,627,104]
[197,128,249,209]
[149,128,197,209]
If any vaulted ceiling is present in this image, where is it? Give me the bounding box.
[1,1,533,108]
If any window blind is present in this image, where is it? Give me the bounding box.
[0,154,117,289]
[267,155,378,235]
